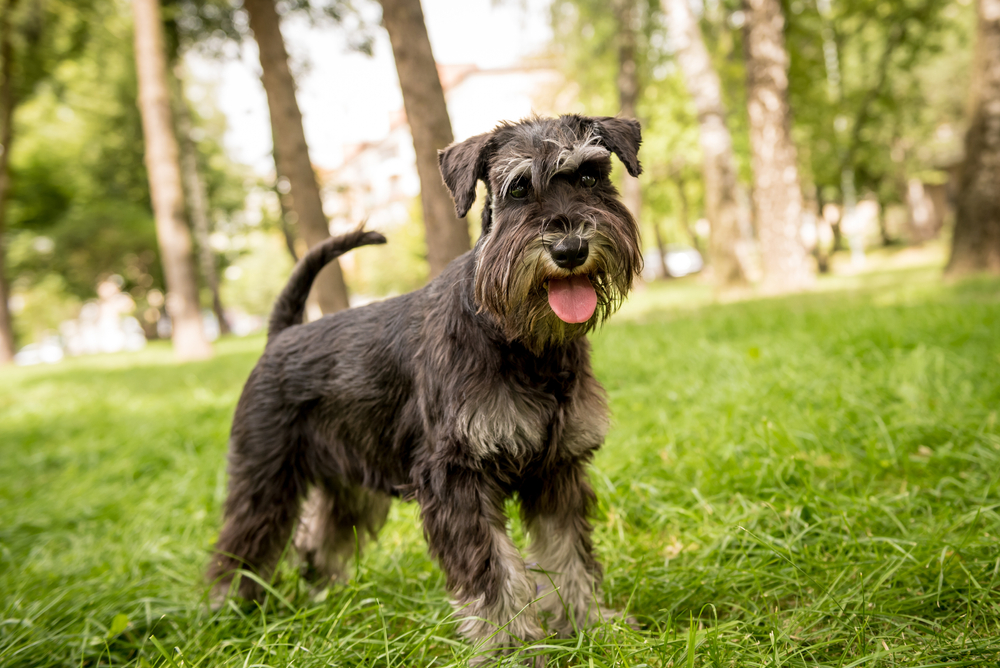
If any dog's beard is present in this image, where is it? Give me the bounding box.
[474,203,641,354]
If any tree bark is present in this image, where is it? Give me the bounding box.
[651,219,671,278]
[743,0,814,292]
[379,0,470,277]
[132,0,212,361]
[614,0,644,246]
[947,0,1000,275]
[243,0,350,312]
[0,0,19,364]
[269,116,301,263]
[671,168,702,253]
[665,0,748,287]
[173,67,230,335]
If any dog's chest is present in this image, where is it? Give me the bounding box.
[455,379,608,460]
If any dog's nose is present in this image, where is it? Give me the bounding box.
[549,236,589,270]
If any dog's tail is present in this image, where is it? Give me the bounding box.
[267,228,387,340]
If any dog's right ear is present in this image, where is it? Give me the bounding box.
[591,116,642,178]
[438,132,492,218]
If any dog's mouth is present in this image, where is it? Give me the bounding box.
[546,274,597,323]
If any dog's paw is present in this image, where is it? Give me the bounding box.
[597,606,639,631]
[542,603,638,638]
[470,645,546,668]
[463,614,547,667]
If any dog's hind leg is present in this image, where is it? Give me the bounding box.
[207,434,306,603]
[295,483,391,585]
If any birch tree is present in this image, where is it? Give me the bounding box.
[379,0,470,277]
[133,0,212,360]
[743,0,814,290]
[0,0,19,364]
[242,0,351,313]
[947,0,1000,275]
[665,0,748,286]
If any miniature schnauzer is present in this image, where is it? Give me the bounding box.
[208,114,643,664]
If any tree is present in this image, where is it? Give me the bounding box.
[379,0,469,277]
[242,0,351,313]
[0,0,20,364]
[947,0,1000,275]
[784,0,965,237]
[743,0,813,291]
[0,0,98,363]
[551,0,702,280]
[613,0,646,259]
[132,0,212,360]
[664,0,748,287]
[173,67,230,335]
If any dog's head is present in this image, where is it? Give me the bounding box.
[439,115,643,352]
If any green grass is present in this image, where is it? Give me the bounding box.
[2,260,1000,667]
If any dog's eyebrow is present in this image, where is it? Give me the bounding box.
[500,156,533,197]
[548,134,610,180]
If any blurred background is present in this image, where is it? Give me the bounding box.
[0,0,993,365]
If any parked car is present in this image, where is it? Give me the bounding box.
[642,244,704,281]
[14,339,65,366]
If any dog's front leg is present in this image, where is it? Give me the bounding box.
[416,460,544,665]
[521,459,620,637]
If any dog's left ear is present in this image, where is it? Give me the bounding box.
[591,116,643,178]
[438,132,492,218]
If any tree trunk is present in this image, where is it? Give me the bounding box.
[269,117,301,263]
[275,183,300,262]
[614,0,644,240]
[173,66,230,335]
[0,0,18,364]
[665,0,748,287]
[651,219,671,279]
[743,0,814,292]
[243,0,350,312]
[132,0,212,361]
[947,0,1000,275]
[672,170,701,254]
[379,0,470,277]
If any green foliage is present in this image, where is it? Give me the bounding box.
[552,0,974,229]
[2,0,95,103]
[784,0,974,203]
[2,263,999,666]
[550,0,709,246]
[219,230,295,317]
[8,272,81,343]
[347,198,431,297]
[4,0,253,343]
[164,0,377,57]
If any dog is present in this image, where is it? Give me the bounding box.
[208,114,643,664]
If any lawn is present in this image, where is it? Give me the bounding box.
[2,256,999,667]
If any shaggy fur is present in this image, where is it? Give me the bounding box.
[207,115,643,665]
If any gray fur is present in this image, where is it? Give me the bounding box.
[208,115,643,665]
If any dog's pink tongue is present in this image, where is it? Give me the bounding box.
[547,275,597,323]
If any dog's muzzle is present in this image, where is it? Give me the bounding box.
[549,236,589,270]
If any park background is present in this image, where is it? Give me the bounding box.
[1,0,999,666]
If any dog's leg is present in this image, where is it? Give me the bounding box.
[416,463,544,666]
[207,437,305,603]
[295,483,391,585]
[521,459,620,637]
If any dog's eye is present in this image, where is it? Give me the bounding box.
[580,174,597,188]
[510,181,529,199]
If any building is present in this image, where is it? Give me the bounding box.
[321,62,568,235]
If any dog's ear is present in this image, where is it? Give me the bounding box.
[438,132,492,218]
[591,116,642,178]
